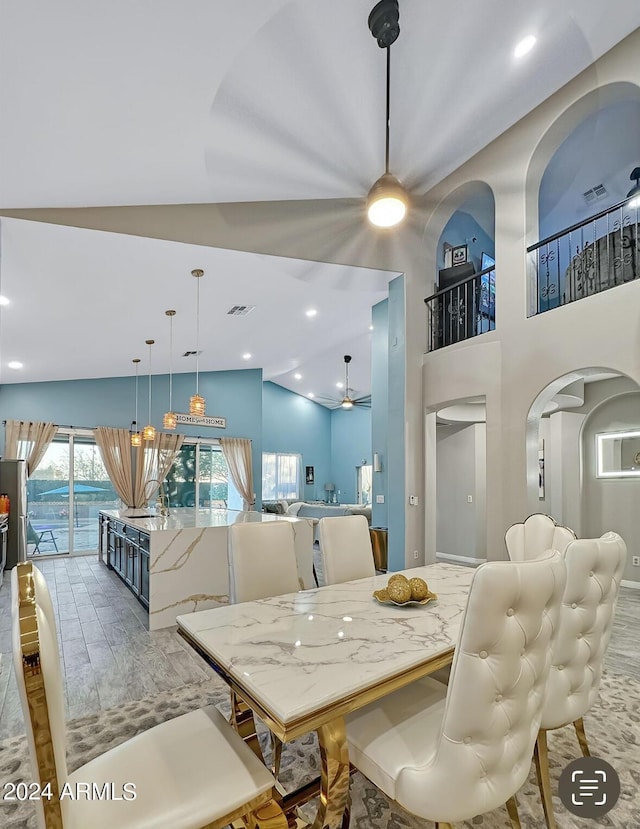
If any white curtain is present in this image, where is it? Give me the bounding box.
[94,427,140,508]
[136,432,184,506]
[94,428,184,509]
[220,437,254,510]
[4,420,57,475]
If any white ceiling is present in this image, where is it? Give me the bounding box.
[1,1,639,403]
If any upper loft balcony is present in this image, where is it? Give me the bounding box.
[528,192,640,316]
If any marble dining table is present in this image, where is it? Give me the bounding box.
[177,561,476,829]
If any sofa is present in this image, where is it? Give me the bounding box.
[262,500,372,542]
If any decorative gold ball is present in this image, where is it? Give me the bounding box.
[387,579,412,604]
[388,573,409,587]
[409,577,429,601]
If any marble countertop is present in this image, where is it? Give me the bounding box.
[177,563,476,726]
[100,508,310,532]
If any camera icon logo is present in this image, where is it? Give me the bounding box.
[558,757,620,818]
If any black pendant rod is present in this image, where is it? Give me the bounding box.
[385,45,391,174]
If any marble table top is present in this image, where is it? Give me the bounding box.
[177,562,476,731]
[100,507,310,532]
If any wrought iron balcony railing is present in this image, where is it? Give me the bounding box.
[528,197,639,316]
[424,266,496,352]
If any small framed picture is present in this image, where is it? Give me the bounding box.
[443,243,453,269]
[305,465,315,485]
[452,244,468,265]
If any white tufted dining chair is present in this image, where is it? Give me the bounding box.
[229,520,301,603]
[533,532,627,829]
[505,513,576,561]
[12,562,286,829]
[345,551,566,828]
[318,514,376,585]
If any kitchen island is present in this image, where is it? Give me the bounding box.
[99,508,314,630]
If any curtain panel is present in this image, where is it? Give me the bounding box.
[4,420,57,475]
[220,437,254,510]
[136,433,185,507]
[94,427,139,507]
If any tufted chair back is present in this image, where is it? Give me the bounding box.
[12,563,68,829]
[505,513,576,561]
[395,551,566,821]
[540,532,626,731]
[229,520,300,602]
[318,515,376,584]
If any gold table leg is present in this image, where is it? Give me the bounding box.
[310,717,351,829]
[231,690,265,764]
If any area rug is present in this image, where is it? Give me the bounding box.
[1,671,639,828]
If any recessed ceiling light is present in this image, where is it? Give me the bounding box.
[307,392,315,398]
[8,361,23,370]
[0,295,10,306]
[305,309,318,318]
[294,373,302,380]
[336,382,344,389]
[242,353,252,360]
[369,325,374,331]
[514,35,536,58]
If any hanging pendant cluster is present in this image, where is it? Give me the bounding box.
[128,268,207,444]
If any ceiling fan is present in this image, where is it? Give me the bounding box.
[315,355,372,410]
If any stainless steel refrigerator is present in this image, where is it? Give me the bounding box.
[0,459,28,569]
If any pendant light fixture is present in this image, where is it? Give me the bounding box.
[341,355,354,409]
[366,0,408,229]
[131,358,142,447]
[142,339,156,441]
[163,309,177,430]
[626,166,640,209]
[189,268,206,416]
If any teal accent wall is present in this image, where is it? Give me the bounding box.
[371,299,388,528]
[262,381,331,501]
[330,407,371,504]
[0,369,264,505]
[387,275,405,572]
[437,210,495,274]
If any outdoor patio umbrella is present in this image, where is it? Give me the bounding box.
[38,484,110,527]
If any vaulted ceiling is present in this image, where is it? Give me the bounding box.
[1,1,638,402]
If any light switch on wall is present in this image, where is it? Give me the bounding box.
[467,495,473,503]
[376,495,385,504]
[409,495,419,505]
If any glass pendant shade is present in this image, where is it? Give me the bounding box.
[163,411,177,429]
[367,173,408,227]
[131,432,142,447]
[189,394,206,416]
[142,424,156,441]
[341,397,354,409]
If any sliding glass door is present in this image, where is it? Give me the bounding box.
[27,430,118,556]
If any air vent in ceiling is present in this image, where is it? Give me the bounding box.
[227,305,255,316]
[583,183,607,205]
[182,350,203,357]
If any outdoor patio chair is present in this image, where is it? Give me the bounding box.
[27,518,59,553]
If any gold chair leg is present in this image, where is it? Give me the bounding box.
[505,796,521,829]
[230,690,265,764]
[246,799,289,829]
[573,717,591,757]
[434,824,454,828]
[533,729,557,829]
